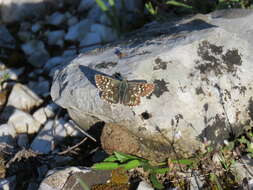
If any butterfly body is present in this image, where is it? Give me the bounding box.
[95,74,154,106]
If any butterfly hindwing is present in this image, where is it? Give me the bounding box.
[122,92,141,107]
[100,90,119,104]
[128,83,155,97]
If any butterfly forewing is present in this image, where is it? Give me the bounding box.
[95,74,120,104]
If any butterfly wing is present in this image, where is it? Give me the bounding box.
[129,83,155,97]
[123,82,155,107]
[95,74,120,104]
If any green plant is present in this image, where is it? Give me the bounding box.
[0,72,10,82]
[166,0,193,9]
[92,152,170,189]
[145,1,158,16]
[95,0,122,35]
[238,135,253,157]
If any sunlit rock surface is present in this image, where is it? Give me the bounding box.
[51,10,253,158]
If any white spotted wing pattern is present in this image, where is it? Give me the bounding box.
[95,74,155,106]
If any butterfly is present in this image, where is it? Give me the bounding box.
[95,74,155,106]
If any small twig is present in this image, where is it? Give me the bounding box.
[57,137,88,155]
[69,120,97,142]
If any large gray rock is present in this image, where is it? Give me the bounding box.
[51,10,253,158]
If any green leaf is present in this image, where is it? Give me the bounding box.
[120,159,142,170]
[104,155,118,162]
[92,162,119,170]
[114,152,141,163]
[95,0,108,11]
[153,167,170,174]
[145,2,157,15]
[166,0,193,9]
[76,177,90,190]
[150,173,164,190]
[108,0,115,6]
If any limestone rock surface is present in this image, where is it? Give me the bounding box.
[51,10,253,157]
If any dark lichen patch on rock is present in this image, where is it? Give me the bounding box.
[153,57,168,70]
[195,87,205,95]
[147,79,169,98]
[194,41,242,77]
[95,61,117,69]
[170,114,184,126]
[223,89,231,101]
[232,85,247,95]
[222,49,242,72]
[199,114,229,145]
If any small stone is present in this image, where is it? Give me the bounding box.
[38,167,92,190]
[31,23,42,33]
[6,83,43,112]
[47,30,65,47]
[80,32,101,46]
[8,109,41,134]
[30,118,68,154]
[33,107,47,125]
[101,123,140,155]
[45,103,59,118]
[78,0,96,12]
[0,124,16,146]
[64,120,83,136]
[47,12,66,26]
[17,133,29,148]
[67,16,79,26]
[65,19,92,41]
[21,40,50,67]
[0,62,6,71]
[30,120,54,154]
[137,181,154,190]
